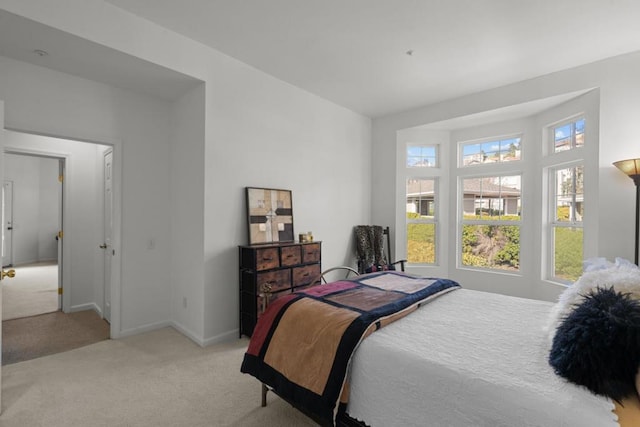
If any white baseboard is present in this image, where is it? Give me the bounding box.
[170,320,206,347]
[108,317,241,349]
[69,302,101,316]
[14,258,57,266]
[202,328,240,347]
[118,320,173,339]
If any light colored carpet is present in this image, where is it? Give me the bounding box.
[0,327,316,426]
[2,262,58,321]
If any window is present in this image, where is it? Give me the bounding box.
[396,93,597,289]
[404,143,439,265]
[548,164,584,282]
[553,118,584,153]
[461,136,521,166]
[406,178,437,264]
[460,175,521,271]
[546,116,586,283]
[407,144,438,168]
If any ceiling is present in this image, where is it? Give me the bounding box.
[0,10,201,102]
[1,2,640,119]
[102,0,640,118]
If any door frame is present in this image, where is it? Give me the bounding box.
[3,127,123,339]
[3,155,64,313]
[102,148,113,323]
[2,180,13,268]
[5,149,70,312]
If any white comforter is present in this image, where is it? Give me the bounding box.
[346,289,618,427]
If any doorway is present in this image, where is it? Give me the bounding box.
[2,154,61,321]
[3,130,120,338]
[2,131,119,364]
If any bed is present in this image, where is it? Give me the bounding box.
[241,269,640,426]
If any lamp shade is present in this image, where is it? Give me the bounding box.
[613,158,640,179]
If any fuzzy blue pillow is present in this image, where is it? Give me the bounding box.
[549,286,640,402]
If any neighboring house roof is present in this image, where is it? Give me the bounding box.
[406,178,520,198]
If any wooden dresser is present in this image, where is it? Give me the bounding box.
[239,241,321,337]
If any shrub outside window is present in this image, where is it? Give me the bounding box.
[460,175,521,271]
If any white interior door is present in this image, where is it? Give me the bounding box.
[57,160,64,310]
[0,99,7,412]
[2,180,12,267]
[103,149,113,322]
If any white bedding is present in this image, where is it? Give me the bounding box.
[346,288,619,427]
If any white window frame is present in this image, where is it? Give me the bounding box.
[546,161,584,284]
[457,171,523,274]
[404,142,440,266]
[393,90,598,298]
[407,143,439,168]
[395,132,449,278]
[542,114,588,284]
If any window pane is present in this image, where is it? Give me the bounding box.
[575,119,585,148]
[553,227,583,282]
[554,166,584,222]
[482,141,499,163]
[461,225,520,270]
[500,138,521,162]
[461,137,521,166]
[553,118,584,153]
[406,223,435,264]
[462,144,481,166]
[406,179,436,219]
[462,175,521,220]
[407,145,437,168]
[554,124,572,152]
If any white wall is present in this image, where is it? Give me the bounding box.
[169,84,205,341]
[202,63,371,343]
[0,55,174,336]
[4,154,59,264]
[373,51,640,301]
[5,154,40,264]
[0,0,372,344]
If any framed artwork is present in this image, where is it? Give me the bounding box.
[246,187,294,245]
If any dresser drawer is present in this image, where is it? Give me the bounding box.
[255,247,280,270]
[302,243,321,263]
[239,241,321,338]
[281,245,301,266]
[256,269,291,293]
[292,264,321,287]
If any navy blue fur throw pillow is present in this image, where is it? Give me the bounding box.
[549,286,640,402]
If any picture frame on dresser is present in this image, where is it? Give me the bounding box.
[246,187,294,245]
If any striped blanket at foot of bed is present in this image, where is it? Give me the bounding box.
[241,271,460,426]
